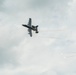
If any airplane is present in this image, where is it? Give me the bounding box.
[22,18,39,37]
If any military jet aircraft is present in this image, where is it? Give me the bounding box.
[22,18,39,37]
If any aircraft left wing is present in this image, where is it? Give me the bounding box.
[28,28,32,37]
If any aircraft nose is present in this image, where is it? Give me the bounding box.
[22,24,25,26]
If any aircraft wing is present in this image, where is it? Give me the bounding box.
[28,18,32,37]
[28,28,32,37]
[22,24,32,37]
[22,18,32,37]
[28,18,32,27]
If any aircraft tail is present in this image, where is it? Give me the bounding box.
[35,25,39,33]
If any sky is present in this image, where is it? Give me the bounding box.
[0,0,76,75]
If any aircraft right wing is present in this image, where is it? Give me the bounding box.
[28,18,32,27]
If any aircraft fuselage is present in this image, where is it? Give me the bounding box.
[22,24,38,33]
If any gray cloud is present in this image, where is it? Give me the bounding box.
[0,47,19,68]
[29,0,71,10]
[0,0,5,10]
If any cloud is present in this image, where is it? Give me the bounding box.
[0,0,5,11]
[0,0,76,75]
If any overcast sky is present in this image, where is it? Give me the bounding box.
[0,0,76,75]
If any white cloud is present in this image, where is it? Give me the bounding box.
[0,0,76,75]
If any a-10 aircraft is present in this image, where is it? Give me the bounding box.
[22,18,39,37]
